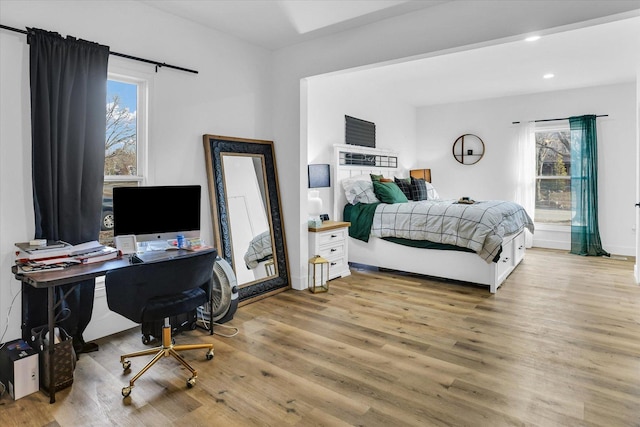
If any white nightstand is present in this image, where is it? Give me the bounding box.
[308,220,351,280]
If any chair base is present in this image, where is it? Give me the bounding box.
[120,322,214,397]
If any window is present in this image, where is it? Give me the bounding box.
[99,74,147,245]
[534,124,571,225]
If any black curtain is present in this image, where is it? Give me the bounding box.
[24,28,109,351]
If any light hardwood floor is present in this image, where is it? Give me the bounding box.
[1,248,639,426]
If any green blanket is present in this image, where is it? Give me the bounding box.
[344,203,380,242]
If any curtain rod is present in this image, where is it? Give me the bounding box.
[0,24,198,74]
[512,114,608,125]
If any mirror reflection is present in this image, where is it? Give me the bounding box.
[203,134,289,303]
[221,154,276,286]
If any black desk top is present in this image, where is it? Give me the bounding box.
[13,248,217,288]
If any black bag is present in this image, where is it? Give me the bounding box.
[141,309,197,345]
[31,325,76,392]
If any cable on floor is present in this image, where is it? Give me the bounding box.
[196,311,239,338]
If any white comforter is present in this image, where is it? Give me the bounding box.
[243,230,273,269]
[371,200,534,263]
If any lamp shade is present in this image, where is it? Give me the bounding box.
[308,190,323,216]
[308,164,331,188]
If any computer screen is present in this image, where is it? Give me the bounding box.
[113,185,201,244]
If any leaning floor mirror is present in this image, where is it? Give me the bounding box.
[203,135,290,303]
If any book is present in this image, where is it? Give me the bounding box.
[35,257,82,266]
[16,261,78,274]
[15,240,71,253]
[74,246,120,264]
[14,241,73,260]
[15,240,106,262]
[68,240,105,256]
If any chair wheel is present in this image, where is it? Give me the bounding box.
[187,377,196,388]
[142,335,151,345]
[122,386,132,397]
[122,360,131,371]
[206,349,214,360]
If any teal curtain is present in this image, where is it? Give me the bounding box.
[569,115,609,256]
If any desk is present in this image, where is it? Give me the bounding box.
[12,248,216,403]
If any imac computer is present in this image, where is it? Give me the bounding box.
[113,185,201,251]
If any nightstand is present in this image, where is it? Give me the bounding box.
[308,220,351,280]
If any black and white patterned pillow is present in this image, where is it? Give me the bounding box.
[394,177,413,200]
[410,177,440,201]
[410,177,429,201]
[343,178,380,204]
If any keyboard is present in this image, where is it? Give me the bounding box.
[138,241,172,252]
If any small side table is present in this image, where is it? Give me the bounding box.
[308,220,351,280]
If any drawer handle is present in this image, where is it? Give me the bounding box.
[330,248,337,252]
[330,234,338,238]
[330,262,337,266]
[518,245,524,250]
[502,257,510,263]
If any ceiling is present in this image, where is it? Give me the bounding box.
[322,15,640,107]
[140,1,639,107]
[141,0,448,51]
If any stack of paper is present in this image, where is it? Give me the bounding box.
[14,241,73,262]
[14,240,121,272]
[73,246,119,264]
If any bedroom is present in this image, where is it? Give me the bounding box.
[0,1,639,423]
[305,19,638,261]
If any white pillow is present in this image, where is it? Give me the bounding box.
[426,182,440,200]
[342,175,380,204]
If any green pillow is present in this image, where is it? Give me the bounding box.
[373,180,408,204]
[370,173,384,182]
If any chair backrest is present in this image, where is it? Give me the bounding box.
[105,249,217,323]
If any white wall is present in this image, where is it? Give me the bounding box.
[306,74,417,219]
[0,1,273,342]
[416,83,637,255]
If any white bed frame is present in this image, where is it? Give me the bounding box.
[332,145,526,293]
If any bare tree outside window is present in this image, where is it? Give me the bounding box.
[535,129,571,225]
[105,94,137,176]
[100,79,142,245]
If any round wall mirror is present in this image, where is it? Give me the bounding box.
[453,134,485,165]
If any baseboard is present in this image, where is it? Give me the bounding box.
[532,238,569,251]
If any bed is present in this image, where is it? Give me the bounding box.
[332,144,534,293]
[244,230,275,280]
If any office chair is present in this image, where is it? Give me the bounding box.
[105,249,217,397]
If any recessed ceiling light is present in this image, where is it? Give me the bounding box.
[543,73,555,79]
[525,35,541,42]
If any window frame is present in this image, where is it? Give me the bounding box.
[105,71,148,185]
[99,62,153,245]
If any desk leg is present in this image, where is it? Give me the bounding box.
[47,287,56,404]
